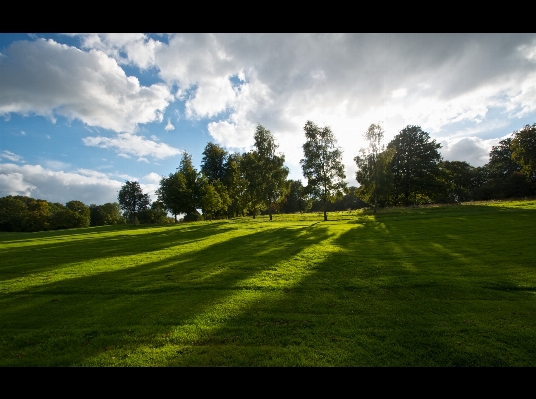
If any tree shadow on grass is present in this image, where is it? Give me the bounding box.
[0,222,234,280]
[151,205,536,366]
[0,224,333,366]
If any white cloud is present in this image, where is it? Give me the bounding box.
[0,38,173,133]
[185,76,237,119]
[82,133,182,159]
[137,157,149,163]
[0,170,36,196]
[0,163,123,204]
[20,130,25,135]
[439,137,497,167]
[143,172,162,184]
[164,118,175,131]
[76,33,162,70]
[0,150,24,163]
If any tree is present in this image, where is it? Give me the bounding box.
[90,202,124,226]
[138,201,169,224]
[487,137,521,179]
[241,151,264,218]
[280,180,311,214]
[22,199,51,232]
[156,153,201,222]
[354,123,394,213]
[0,196,27,231]
[243,125,289,220]
[439,160,479,203]
[511,123,536,180]
[300,120,347,221]
[157,172,185,223]
[201,142,228,183]
[118,181,151,224]
[222,152,248,218]
[387,125,443,206]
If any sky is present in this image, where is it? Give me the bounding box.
[1,33,536,206]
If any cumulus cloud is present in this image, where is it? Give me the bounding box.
[4,33,536,189]
[143,172,162,184]
[0,38,173,133]
[82,133,182,159]
[439,137,497,167]
[0,163,123,204]
[76,33,162,70]
[146,34,536,162]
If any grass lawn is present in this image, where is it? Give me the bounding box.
[1,199,535,366]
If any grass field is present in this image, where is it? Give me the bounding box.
[1,200,535,366]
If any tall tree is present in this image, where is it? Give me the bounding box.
[387,125,443,206]
[201,142,228,183]
[487,137,522,179]
[223,152,248,218]
[118,181,151,224]
[354,123,394,214]
[300,120,347,221]
[157,172,185,223]
[157,152,200,222]
[253,125,289,220]
[511,123,536,180]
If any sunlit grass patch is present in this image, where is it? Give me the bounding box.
[1,199,536,366]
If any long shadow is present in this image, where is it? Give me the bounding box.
[0,224,332,366]
[3,204,535,366]
[0,222,233,280]
[160,204,536,366]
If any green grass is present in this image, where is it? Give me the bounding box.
[1,200,536,366]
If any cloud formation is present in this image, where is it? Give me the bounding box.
[0,150,24,163]
[82,133,182,159]
[0,163,162,205]
[0,38,173,133]
[0,163,122,204]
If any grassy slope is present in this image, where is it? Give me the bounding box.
[1,200,535,366]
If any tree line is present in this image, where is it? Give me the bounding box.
[354,122,536,213]
[0,197,127,232]
[2,121,534,231]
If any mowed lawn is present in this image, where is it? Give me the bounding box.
[1,200,535,366]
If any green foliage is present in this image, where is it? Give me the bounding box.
[279,180,311,214]
[118,181,151,224]
[157,153,201,222]
[0,196,26,231]
[240,125,290,219]
[300,121,347,221]
[201,142,228,183]
[438,160,482,203]
[511,123,536,179]
[387,125,443,206]
[223,152,248,218]
[354,123,394,213]
[89,203,124,226]
[487,137,521,179]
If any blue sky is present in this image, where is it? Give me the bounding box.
[1,33,536,206]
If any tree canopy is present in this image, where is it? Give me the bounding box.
[300,120,347,221]
[118,181,151,224]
